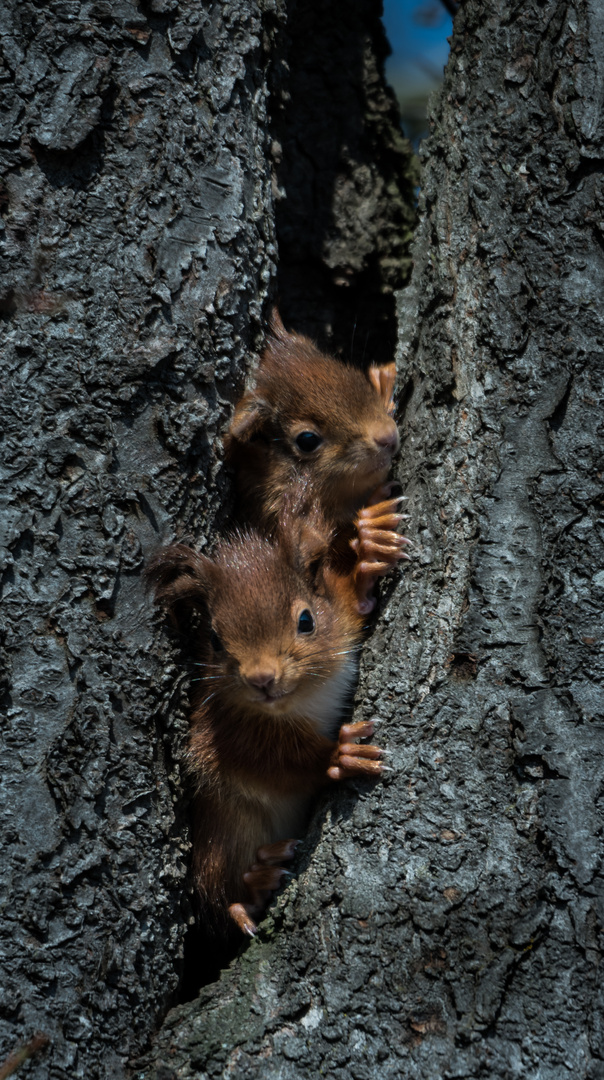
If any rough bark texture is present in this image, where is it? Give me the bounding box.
[0,0,279,1074]
[138,1,604,1078]
[0,1,415,1078]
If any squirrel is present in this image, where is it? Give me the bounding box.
[224,310,409,612]
[146,499,405,937]
[224,310,401,532]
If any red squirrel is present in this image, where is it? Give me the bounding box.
[146,501,403,937]
[225,310,409,611]
[225,310,400,528]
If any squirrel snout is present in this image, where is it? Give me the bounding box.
[244,667,277,690]
[372,420,399,455]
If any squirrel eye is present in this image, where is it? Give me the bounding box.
[295,431,322,453]
[297,609,315,634]
[210,630,223,652]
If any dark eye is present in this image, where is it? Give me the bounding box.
[295,431,322,453]
[297,609,315,634]
[210,630,223,652]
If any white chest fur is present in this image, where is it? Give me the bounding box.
[225,654,360,843]
[292,653,359,738]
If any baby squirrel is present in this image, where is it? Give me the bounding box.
[225,310,409,611]
[146,501,403,937]
[224,310,401,532]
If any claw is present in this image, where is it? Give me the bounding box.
[339,721,375,740]
[243,866,291,891]
[228,902,258,937]
[358,528,411,545]
[358,511,406,528]
[368,482,408,504]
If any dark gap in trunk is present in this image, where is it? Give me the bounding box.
[175,0,417,1006]
[269,0,416,365]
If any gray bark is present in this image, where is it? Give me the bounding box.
[0,1,414,1078]
[0,0,278,1075]
[138,0,604,1078]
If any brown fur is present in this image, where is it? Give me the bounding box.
[224,311,399,531]
[146,510,364,935]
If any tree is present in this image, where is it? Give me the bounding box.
[3,0,603,1077]
[139,0,604,1077]
[0,0,413,1076]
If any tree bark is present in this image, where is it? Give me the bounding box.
[138,0,604,1077]
[0,1,414,1077]
[0,0,279,1074]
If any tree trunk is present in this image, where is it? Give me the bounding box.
[138,0,604,1077]
[0,1,414,1077]
[0,0,278,1074]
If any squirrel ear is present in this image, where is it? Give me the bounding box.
[228,392,273,441]
[368,363,397,415]
[296,523,331,582]
[145,544,213,629]
[269,306,287,341]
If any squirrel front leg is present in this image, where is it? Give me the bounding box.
[227,728,387,937]
[228,839,300,937]
[351,482,412,614]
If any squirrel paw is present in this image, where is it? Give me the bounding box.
[243,863,293,903]
[228,902,258,937]
[255,838,300,866]
[352,489,412,614]
[229,839,300,937]
[327,721,385,781]
[244,836,299,903]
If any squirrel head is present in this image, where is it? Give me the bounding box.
[146,514,360,717]
[225,310,399,524]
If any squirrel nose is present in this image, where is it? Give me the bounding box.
[372,421,399,454]
[245,668,276,690]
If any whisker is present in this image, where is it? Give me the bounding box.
[300,647,359,661]
[197,688,221,709]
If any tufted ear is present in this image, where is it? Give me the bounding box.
[368,362,396,415]
[298,523,330,576]
[228,390,273,441]
[268,306,288,341]
[281,512,332,593]
[145,543,214,629]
